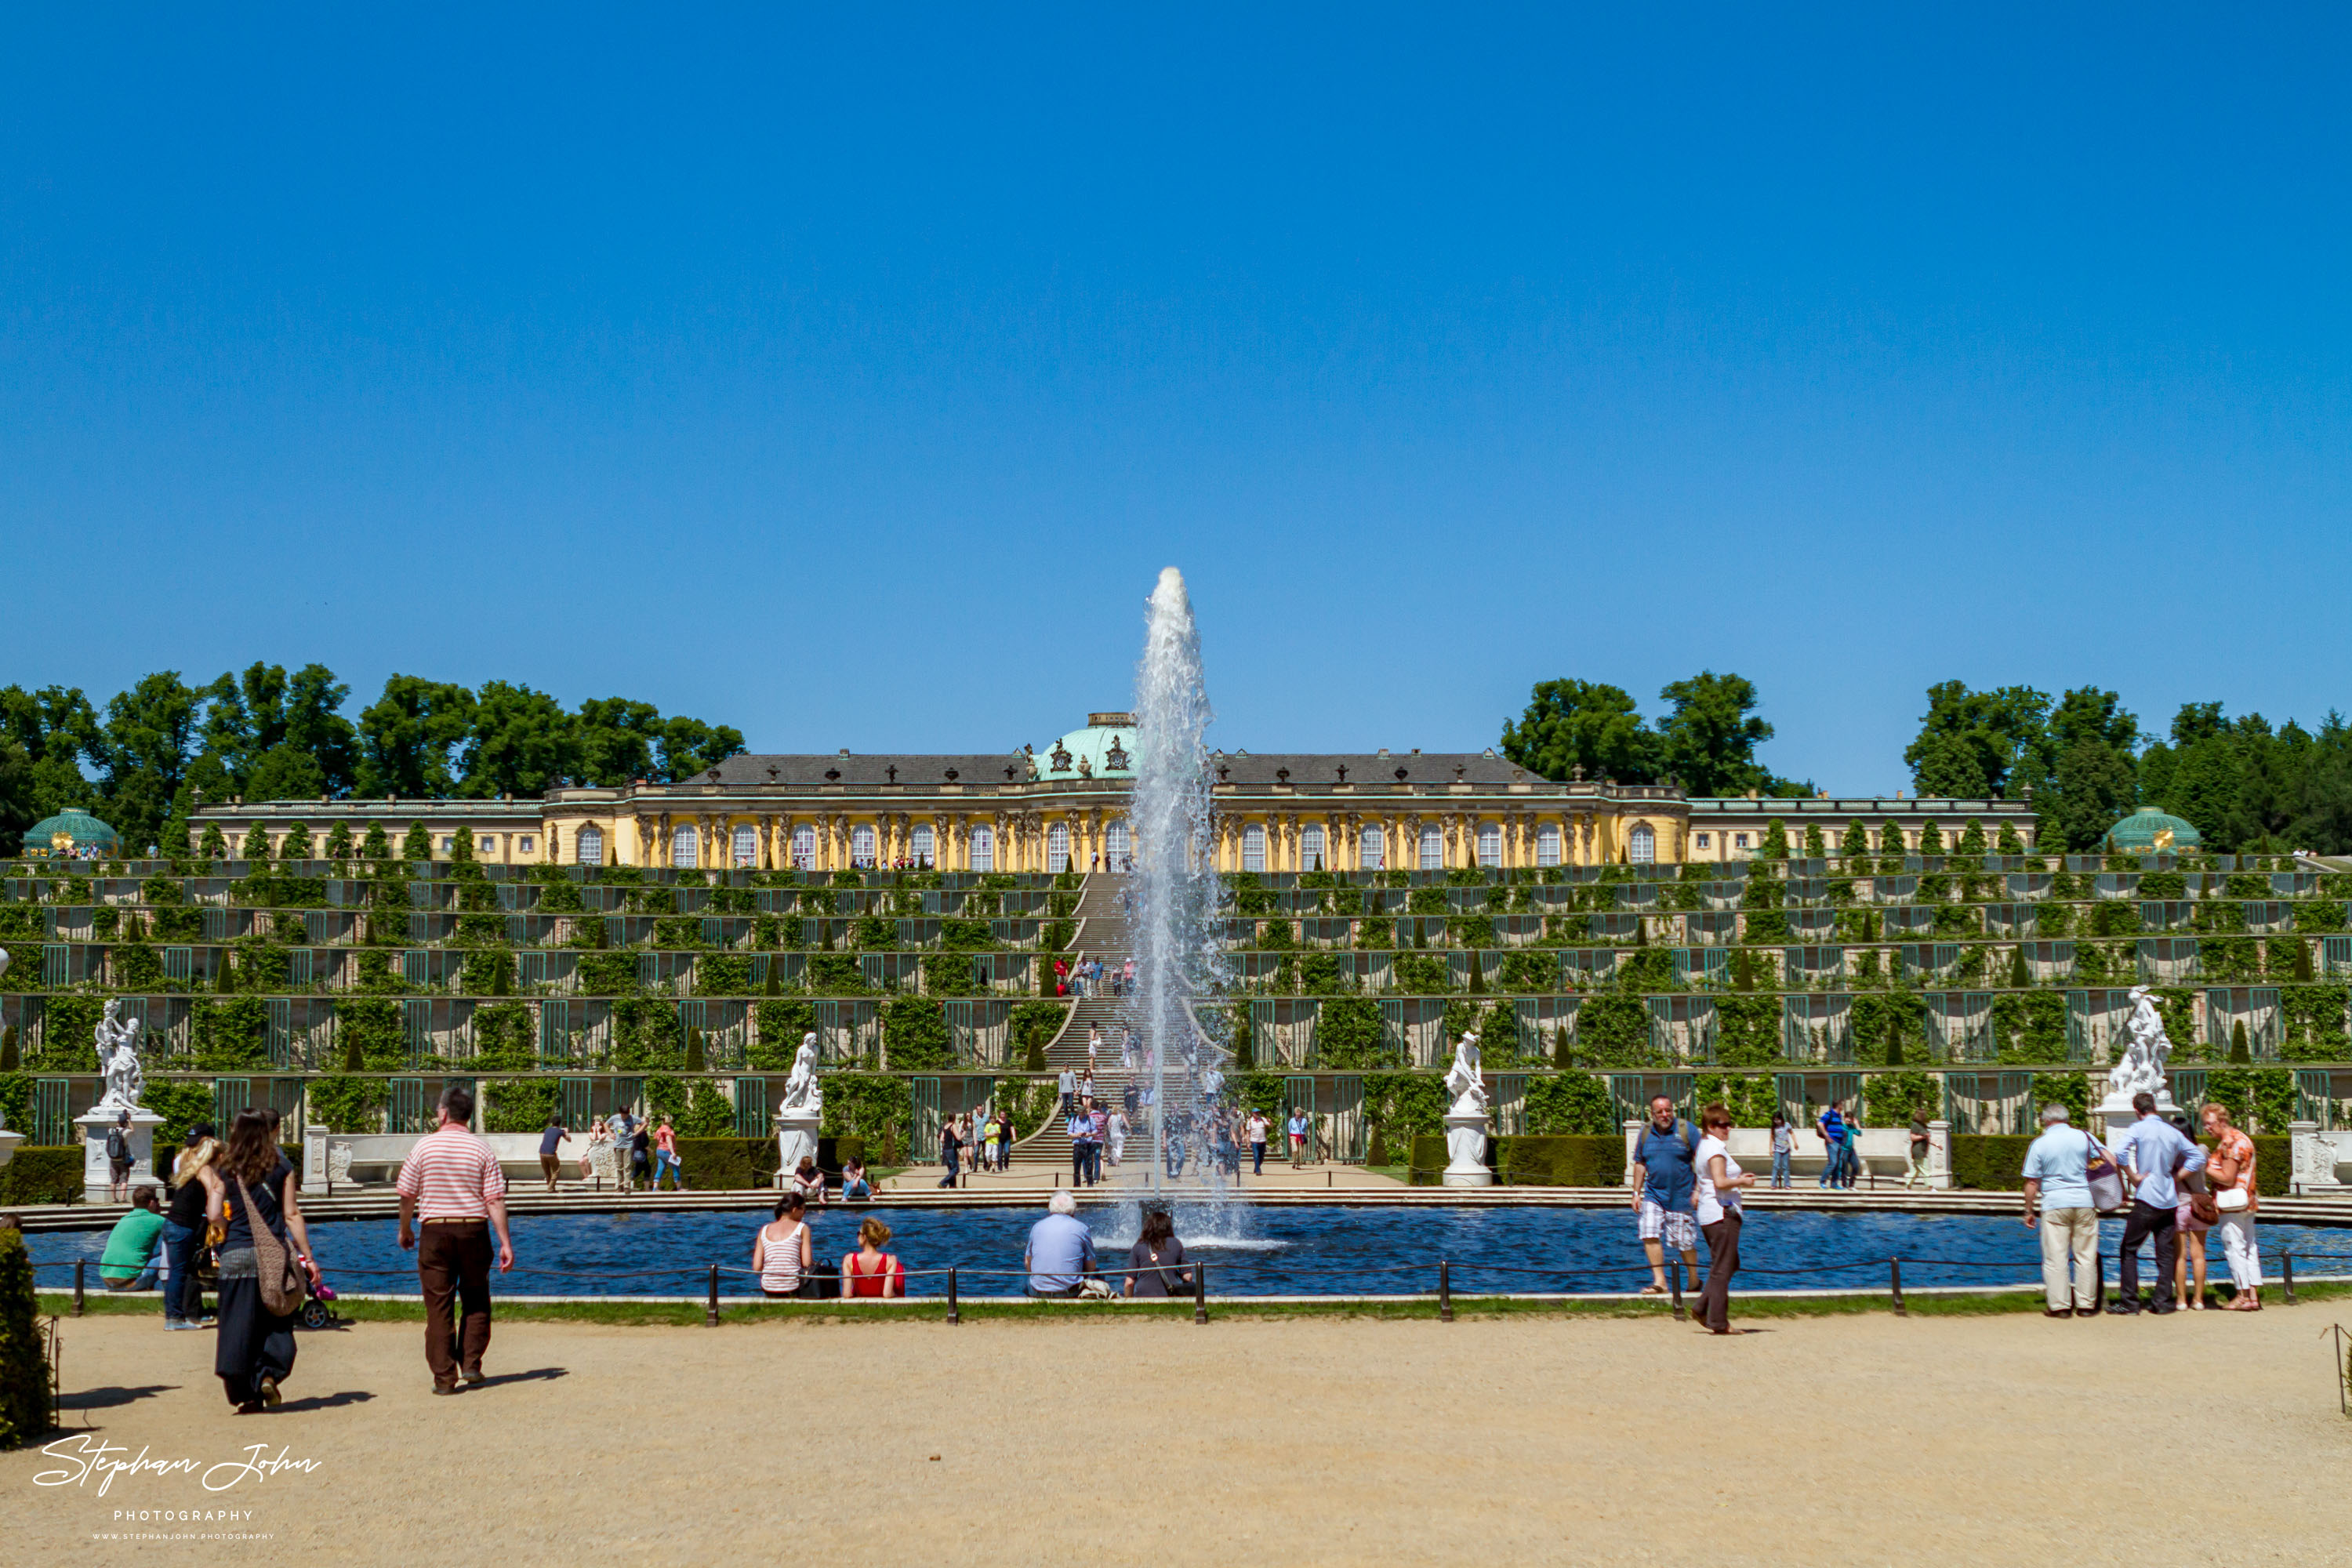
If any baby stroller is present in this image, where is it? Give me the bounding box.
[295,1250,340,1330]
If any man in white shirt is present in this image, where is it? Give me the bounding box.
[2020,1103,2100,1317]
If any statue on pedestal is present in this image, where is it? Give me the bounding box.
[1444,1033,1489,1119]
[1442,1033,1493,1186]
[94,1000,146,1112]
[2106,985,2174,1105]
[780,1031,824,1118]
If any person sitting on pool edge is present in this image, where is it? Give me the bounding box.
[1025,1189,1095,1298]
[792,1156,829,1207]
[839,1153,872,1200]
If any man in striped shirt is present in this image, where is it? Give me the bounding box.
[396,1083,516,1395]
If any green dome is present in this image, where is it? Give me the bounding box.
[2107,807,2201,851]
[26,807,120,857]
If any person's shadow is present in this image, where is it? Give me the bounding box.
[60,1384,176,1411]
[273,1391,377,1412]
[464,1367,568,1390]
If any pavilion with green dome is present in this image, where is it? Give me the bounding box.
[24,806,121,858]
[2106,805,2201,853]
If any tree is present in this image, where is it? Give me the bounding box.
[201,662,358,797]
[402,822,434,862]
[460,681,580,797]
[575,698,666,786]
[281,822,314,860]
[0,737,32,855]
[2038,687,2140,851]
[1656,671,1778,796]
[356,676,477,797]
[1839,821,1869,858]
[1904,682,2052,799]
[655,717,746,782]
[1498,680,1659,783]
[92,672,207,852]
[0,684,103,822]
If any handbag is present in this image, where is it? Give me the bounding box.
[2213,1186,2250,1213]
[234,1173,309,1317]
[2085,1145,2126,1213]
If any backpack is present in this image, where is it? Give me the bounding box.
[1642,1119,1696,1160]
[105,1128,129,1162]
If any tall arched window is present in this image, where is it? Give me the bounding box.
[1476,823,1501,867]
[1536,824,1562,867]
[1243,824,1266,872]
[731,824,757,868]
[851,824,877,866]
[790,825,816,869]
[670,826,699,868]
[1360,826,1385,870]
[1418,825,1443,869]
[1105,818,1131,868]
[1628,822,1657,864]
[911,825,935,867]
[1299,824,1326,873]
[1047,822,1071,873]
[970,825,996,873]
[575,825,604,866]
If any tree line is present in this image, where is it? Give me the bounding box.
[1501,673,2352,854]
[0,665,746,855]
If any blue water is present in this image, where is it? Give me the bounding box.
[28,1205,2352,1298]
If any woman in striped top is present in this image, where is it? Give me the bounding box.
[753,1192,814,1298]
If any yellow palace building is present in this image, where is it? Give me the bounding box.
[189,711,2036,870]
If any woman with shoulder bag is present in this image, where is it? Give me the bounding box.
[2200,1102,2262,1310]
[206,1109,323,1412]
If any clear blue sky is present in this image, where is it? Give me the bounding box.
[5,6,2347,789]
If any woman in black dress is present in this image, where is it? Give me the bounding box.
[206,1109,322,1413]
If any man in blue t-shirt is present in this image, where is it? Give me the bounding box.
[1630,1095,1700,1295]
[1817,1103,1847,1188]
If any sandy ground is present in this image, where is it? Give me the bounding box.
[9,1304,2350,1566]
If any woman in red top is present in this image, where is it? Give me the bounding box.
[840,1216,906,1298]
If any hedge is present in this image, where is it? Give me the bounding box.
[1407,1133,1447,1185]
[0,1225,45,1446]
[1951,1133,2289,1196]
[0,1149,82,1206]
[666,1138,782,1190]
[1494,1135,1625,1188]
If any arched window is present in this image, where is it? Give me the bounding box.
[790,825,817,869]
[1243,824,1266,872]
[1360,826,1385,870]
[1476,823,1501,867]
[911,825,935,867]
[1418,825,1443,870]
[732,824,757,868]
[1299,824,1326,873]
[670,826,699,868]
[575,826,604,866]
[1536,824,1562,867]
[1047,822,1071,873]
[851,824,877,866]
[1628,822,1656,865]
[1105,819,1131,868]
[970,825,996,873]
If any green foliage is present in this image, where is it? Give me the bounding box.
[32,995,101,1070]
[751,997,818,1069]
[578,951,638,996]
[1522,1070,1617,1135]
[818,1073,912,1152]
[1362,1071,1450,1147]
[143,1078,220,1150]
[697,953,750,996]
[1316,996,1390,1068]
[473,1001,534,1070]
[306,1072,387,1133]
[0,1225,48,1445]
[1495,1134,1623,1185]
[485,1076,563,1133]
[1391,952,1450,994]
[1011,1000,1064,1072]
[882,996,951,1069]
[1499,679,1660,784]
[0,1145,82,1206]
[401,822,432,861]
[1756,819,1788,860]
[1950,1135,2035,1189]
[1863,1071,1938,1126]
[1572,992,1656,1067]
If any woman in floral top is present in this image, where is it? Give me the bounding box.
[2200,1103,2262,1311]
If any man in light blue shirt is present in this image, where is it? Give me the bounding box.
[2109,1091,2194,1315]
[2021,1104,2100,1316]
[1025,1189,1096,1297]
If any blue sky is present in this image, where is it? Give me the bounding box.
[4,5,2347,788]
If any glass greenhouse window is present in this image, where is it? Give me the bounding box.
[1360,826,1385,869]
[732,825,757,867]
[1243,825,1266,872]
[1537,825,1562,866]
[1629,824,1656,864]
[671,826,698,868]
[1418,826,1443,869]
[1476,824,1501,867]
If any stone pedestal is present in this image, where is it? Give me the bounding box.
[0,1127,22,1169]
[301,1124,332,1195]
[1442,1112,1492,1188]
[2095,1089,2178,1149]
[78,1107,165,1202]
[775,1110,821,1188]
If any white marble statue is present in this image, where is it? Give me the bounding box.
[94,1000,146,1112]
[1444,1032,1489,1119]
[2107,985,2172,1102]
[780,1030,823,1116]
[326,1142,355,1184]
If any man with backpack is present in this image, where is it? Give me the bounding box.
[1817,1102,1848,1189]
[104,1110,136,1203]
[1631,1095,1701,1296]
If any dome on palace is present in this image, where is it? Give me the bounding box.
[2106,807,2201,851]
[1038,712,1139,780]
[26,806,121,857]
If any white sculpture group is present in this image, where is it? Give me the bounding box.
[775,1030,824,1179]
[1441,1032,1492,1186]
[2105,985,2174,1105]
[94,999,147,1112]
